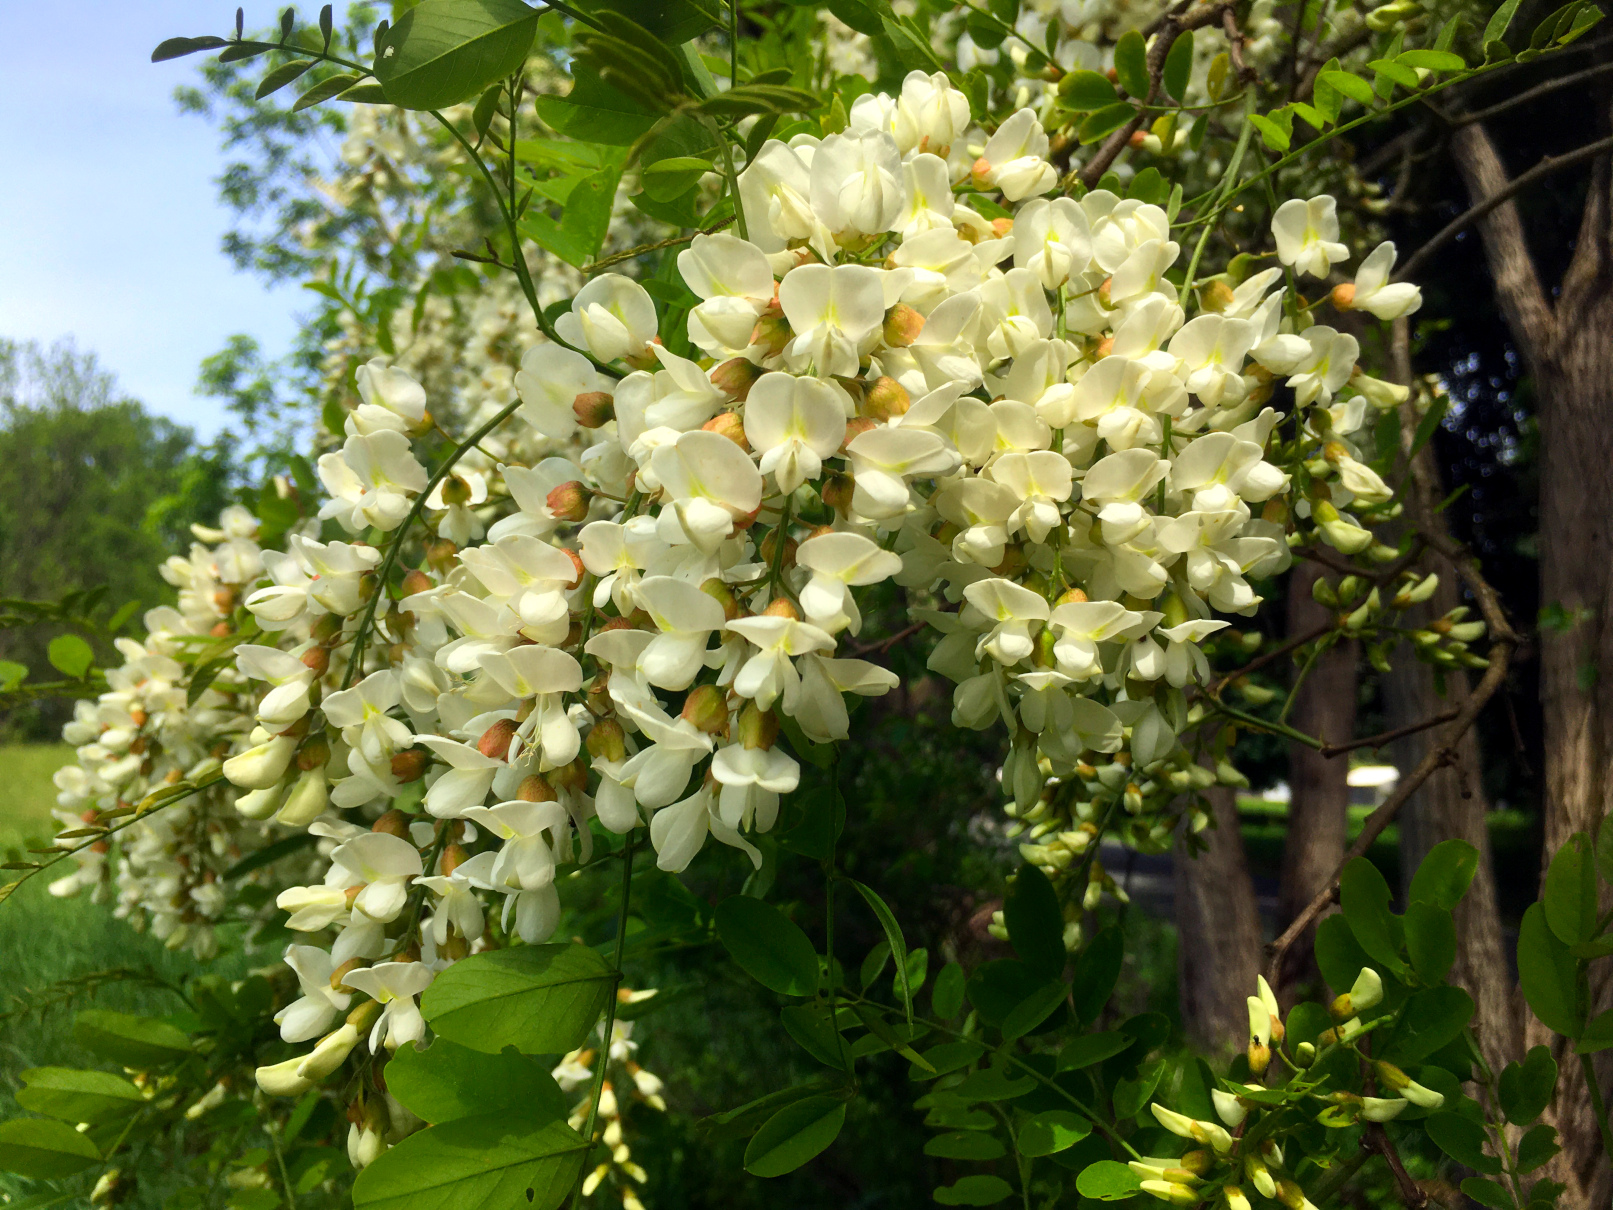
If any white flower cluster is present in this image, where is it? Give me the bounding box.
[46,69,1426,1165]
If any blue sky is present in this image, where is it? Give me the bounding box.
[0,2,307,437]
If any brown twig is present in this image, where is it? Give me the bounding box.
[1205,619,1336,697]
[848,621,925,658]
[1454,59,1613,127]
[1320,708,1460,758]
[1368,1124,1431,1210]
[584,215,737,275]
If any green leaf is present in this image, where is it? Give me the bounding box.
[1516,1123,1561,1172]
[351,1113,585,1210]
[1317,68,1376,106]
[1398,48,1466,71]
[1367,58,1421,89]
[421,943,613,1054]
[951,1066,1037,1102]
[47,634,93,679]
[1315,913,1375,995]
[1383,986,1473,1063]
[386,1039,566,1125]
[641,155,712,201]
[934,1175,1014,1205]
[0,1119,100,1179]
[1005,863,1065,979]
[926,1131,1006,1159]
[1247,113,1291,152]
[339,82,391,104]
[1499,1046,1558,1125]
[1312,73,1343,124]
[743,1096,846,1177]
[1077,1160,1143,1200]
[1289,100,1326,129]
[828,0,885,35]
[716,896,819,997]
[188,655,233,707]
[851,1004,932,1068]
[1409,839,1479,909]
[1427,1112,1503,1173]
[1078,103,1137,145]
[255,58,317,99]
[1576,1009,1613,1053]
[16,1068,143,1125]
[1461,1178,1514,1210]
[373,0,539,111]
[292,71,365,112]
[1484,0,1523,47]
[1113,29,1148,98]
[1518,902,1583,1037]
[932,962,966,1019]
[1056,1031,1130,1070]
[72,1010,191,1069]
[152,35,229,62]
[849,878,913,1016]
[0,659,27,691]
[1018,1109,1090,1156]
[910,1040,986,1080]
[1163,32,1193,101]
[1595,815,1613,884]
[1339,857,1407,975]
[1405,901,1457,984]
[1070,926,1122,1023]
[1057,69,1120,112]
[1545,833,1599,945]
[1113,1059,1165,1119]
[780,1004,850,1070]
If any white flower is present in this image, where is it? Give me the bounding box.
[779,263,886,378]
[351,359,427,435]
[341,961,433,1051]
[330,832,423,923]
[795,531,903,634]
[810,131,906,238]
[1012,198,1092,289]
[678,234,775,358]
[1168,315,1257,409]
[1272,196,1350,279]
[324,671,412,765]
[710,744,799,832]
[743,372,848,493]
[633,576,727,690]
[515,344,602,440]
[556,273,657,364]
[317,430,428,532]
[726,614,838,712]
[1287,325,1359,407]
[975,109,1056,200]
[892,70,971,154]
[649,430,764,553]
[275,945,352,1043]
[1343,242,1422,320]
[962,578,1051,665]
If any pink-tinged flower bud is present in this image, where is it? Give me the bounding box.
[546,480,592,523]
[843,417,877,448]
[711,357,764,401]
[700,577,741,621]
[1329,282,1357,310]
[702,411,750,450]
[758,529,797,571]
[572,390,615,428]
[300,646,330,675]
[478,719,517,761]
[296,734,332,772]
[738,703,779,750]
[390,749,429,783]
[751,314,792,358]
[517,774,557,802]
[1097,277,1114,309]
[970,156,992,186]
[425,538,457,573]
[822,472,855,514]
[681,684,730,735]
[587,717,627,763]
[862,375,910,421]
[552,759,588,794]
[991,217,1015,240]
[883,303,924,348]
[371,809,410,838]
[763,596,800,620]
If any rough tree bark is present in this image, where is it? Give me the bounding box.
[1449,114,1613,1210]
[1381,319,1521,1077]
[1275,560,1357,1001]
[1175,782,1264,1053]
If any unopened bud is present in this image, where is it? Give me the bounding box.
[1097,276,1114,309]
[711,357,763,400]
[552,759,588,794]
[546,481,592,523]
[738,703,779,750]
[301,646,331,675]
[1247,1040,1271,1076]
[843,417,877,447]
[763,597,800,620]
[331,957,364,989]
[390,749,429,783]
[587,718,627,763]
[751,314,791,358]
[1330,282,1357,310]
[297,735,332,772]
[517,774,557,802]
[1198,279,1235,313]
[371,809,410,838]
[440,843,468,875]
[573,390,615,428]
[440,475,473,506]
[862,375,910,421]
[1274,1179,1307,1210]
[822,472,855,514]
[346,1000,382,1032]
[1294,1041,1316,1066]
[478,719,517,761]
[758,529,797,570]
[681,684,730,734]
[883,303,924,347]
[702,411,749,450]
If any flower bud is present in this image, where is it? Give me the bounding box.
[1198,279,1236,313]
[348,1121,386,1170]
[478,719,517,761]
[1329,282,1357,310]
[883,303,924,347]
[1225,1186,1251,1210]
[1274,1179,1312,1210]
[1247,1040,1271,1076]
[1244,1155,1276,1199]
[301,645,331,675]
[297,1024,360,1081]
[862,375,910,421]
[751,314,791,358]
[681,684,730,735]
[546,481,592,523]
[573,390,615,428]
[276,767,329,827]
[517,774,558,802]
[711,357,763,401]
[757,530,797,572]
[587,718,627,763]
[1140,1180,1202,1206]
[235,783,286,820]
[255,1055,314,1097]
[1211,1088,1247,1128]
[371,809,410,838]
[1361,1096,1407,1121]
[702,411,750,450]
[737,703,780,750]
[822,472,855,514]
[763,597,800,620]
[1294,1041,1315,1065]
[224,735,296,791]
[347,1000,382,1032]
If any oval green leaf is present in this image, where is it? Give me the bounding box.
[1018,1110,1090,1157]
[1518,901,1583,1037]
[743,1095,846,1177]
[925,1130,1006,1160]
[47,634,93,679]
[715,896,819,997]
[420,942,613,1055]
[1409,839,1478,910]
[374,0,540,111]
[0,1118,101,1179]
[17,1068,144,1125]
[1544,832,1599,945]
[1077,1159,1143,1200]
[1005,862,1065,979]
[352,1113,586,1210]
[385,1039,566,1125]
[935,1175,1014,1205]
[1113,29,1148,98]
[72,1010,192,1069]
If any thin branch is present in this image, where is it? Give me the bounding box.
[1367,1124,1430,1210]
[1456,59,1613,126]
[584,215,737,275]
[1396,134,1613,283]
[848,621,924,657]
[1321,708,1460,758]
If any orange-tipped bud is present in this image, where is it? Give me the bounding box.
[587,718,627,763]
[711,357,764,400]
[440,843,468,875]
[400,568,433,598]
[546,481,591,523]
[296,735,331,771]
[702,411,750,450]
[301,646,330,675]
[763,597,800,620]
[991,216,1015,239]
[1054,587,1090,606]
[738,703,779,750]
[552,759,588,794]
[700,578,742,621]
[843,417,877,447]
[390,748,429,783]
[751,314,791,358]
[681,684,730,734]
[1097,277,1114,309]
[517,774,557,802]
[372,809,410,838]
[478,719,517,762]
[822,472,855,514]
[862,375,910,421]
[1330,282,1357,310]
[759,528,797,571]
[883,303,924,347]
[572,390,615,428]
[425,538,457,573]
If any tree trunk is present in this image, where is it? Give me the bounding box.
[1275,561,1357,1001]
[1175,783,1264,1054]
[1448,117,1613,1210]
[1382,318,1522,1078]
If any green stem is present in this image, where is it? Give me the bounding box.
[579,834,638,1154]
[1582,1053,1613,1165]
[1181,91,1257,301]
[342,397,524,688]
[269,1120,299,1210]
[1207,698,1326,749]
[1278,641,1324,725]
[702,114,749,240]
